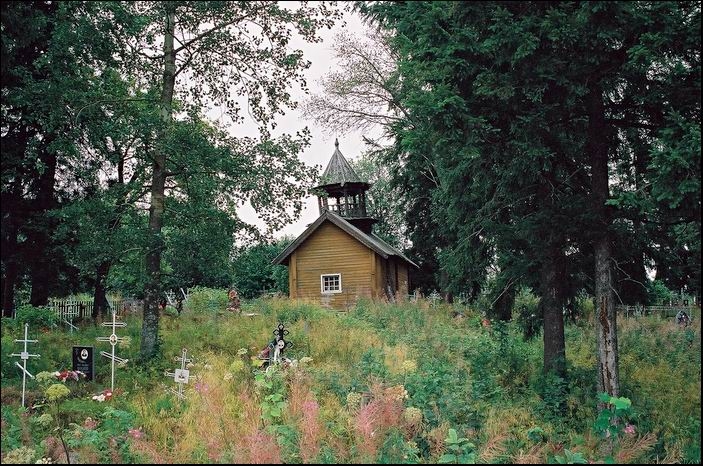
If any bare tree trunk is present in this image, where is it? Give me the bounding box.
[2,217,19,317]
[492,275,515,322]
[141,7,176,360]
[2,258,18,317]
[92,261,111,320]
[587,83,619,397]
[29,149,57,307]
[540,243,567,378]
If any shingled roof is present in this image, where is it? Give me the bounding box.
[272,211,418,268]
[317,139,363,187]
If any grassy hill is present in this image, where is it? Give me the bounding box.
[1,291,700,463]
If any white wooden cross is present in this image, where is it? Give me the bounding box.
[164,348,193,400]
[10,323,40,407]
[96,310,128,391]
[428,290,441,306]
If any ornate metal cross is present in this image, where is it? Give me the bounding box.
[96,310,128,391]
[164,348,193,401]
[271,323,290,364]
[10,323,40,407]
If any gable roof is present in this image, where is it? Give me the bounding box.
[316,139,364,187]
[272,211,418,268]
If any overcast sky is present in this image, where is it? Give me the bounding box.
[232,6,371,240]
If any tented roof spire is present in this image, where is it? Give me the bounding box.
[318,138,363,186]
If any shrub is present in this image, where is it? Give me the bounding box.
[185,286,228,313]
[13,304,59,329]
[513,287,541,340]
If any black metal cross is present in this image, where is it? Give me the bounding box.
[273,323,289,342]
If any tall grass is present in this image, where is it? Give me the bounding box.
[1,296,700,464]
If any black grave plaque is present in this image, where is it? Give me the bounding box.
[72,346,94,380]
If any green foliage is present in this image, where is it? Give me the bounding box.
[67,407,138,464]
[359,348,389,382]
[538,373,569,420]
[231,238,292,299]
[185,286,228,314]
[438,428,477,464]
[379,429,420,464]
[553,449,589,464]
[0,298,699,464]
[646,280,674,306]
[594,394,633,439]
[254,367,287,425]
[526,426,546,443]
[1,446,38,464]
[13,305,59,329]
[513,287,542,340]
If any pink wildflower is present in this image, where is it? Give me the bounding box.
[128,428,144,440]
[624,424,636,435]
[83,417,98,430]
[300,399,322,463]
[195,382,209,394]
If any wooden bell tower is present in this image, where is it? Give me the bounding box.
[315,139,377,234]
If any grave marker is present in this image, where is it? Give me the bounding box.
[96,310,128,391]
[271,323,291,364]
[164,348,193,400]
[72,346,95,381]
[10,323,40,407]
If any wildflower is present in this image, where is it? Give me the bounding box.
[83,417,98,429]
[4,446,37,464]
[404,407,423,426]
[386,384,409,401]
[128,428,144,440]
[195,382,209,394]
[46,384,71,402]
[229,359,245,373]
[223,372,234,381]
[346,392,362,409]
[624,424,636,435]
[35,458,53,464]
[35,413,53,428]
[237,348,248,356]
[35,372,56,386]
[300,356,313,366]
[401,359,417,373]
[92,394,106,402]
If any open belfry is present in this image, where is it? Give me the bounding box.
[274,139,417,309]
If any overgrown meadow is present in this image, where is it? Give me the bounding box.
[1,289,700,464]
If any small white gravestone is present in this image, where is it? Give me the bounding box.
[96,310,128,391]
[164,348,193,400]
[10,323,40,407]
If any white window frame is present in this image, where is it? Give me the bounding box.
[320,273,342,294]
